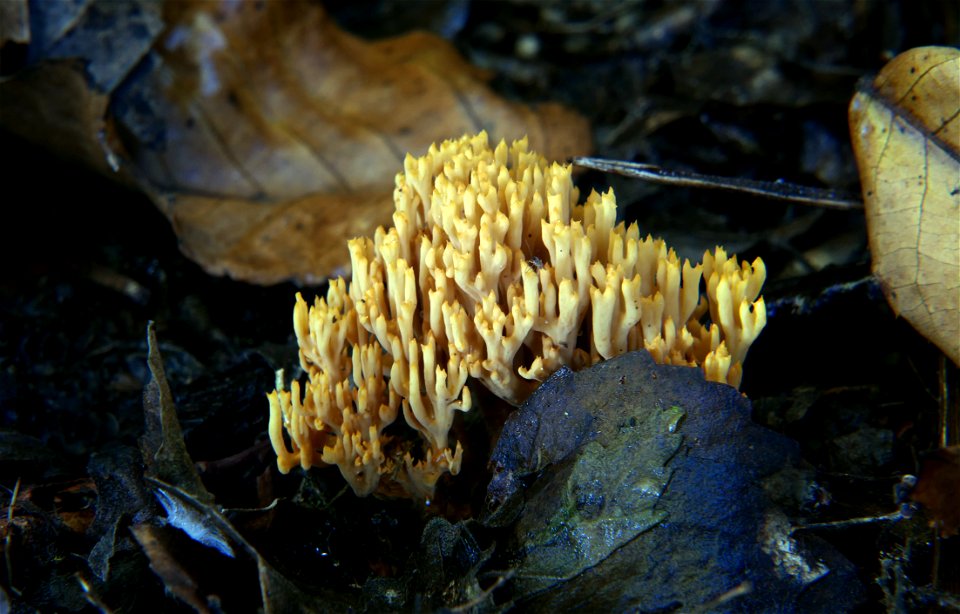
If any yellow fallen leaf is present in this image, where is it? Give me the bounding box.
[849,47,960,365]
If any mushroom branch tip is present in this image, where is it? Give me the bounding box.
[267,132,767,498]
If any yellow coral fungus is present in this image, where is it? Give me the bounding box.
[268,132,767,498]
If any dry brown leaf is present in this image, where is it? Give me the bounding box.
[0,60,114,175]
[0,1,162,180]
[1,0,589,285]
[910,445,960,537]
[167,192,389,284]
[130,523,211,613]
[109,0,590,284]
[849,47,960,365]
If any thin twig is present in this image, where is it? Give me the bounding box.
[790,508,909,534]
[572,157,864,210]
[449,570,515,612]
[5,478,21,596]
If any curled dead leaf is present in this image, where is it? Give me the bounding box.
[849,47,960,365]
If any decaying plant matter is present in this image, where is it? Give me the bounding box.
[268,133,766,498]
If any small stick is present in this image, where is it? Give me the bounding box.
[5,478,22,595]
[572,157,864,210]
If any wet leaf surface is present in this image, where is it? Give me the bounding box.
[486,351,864,611]
[849,46,960,365]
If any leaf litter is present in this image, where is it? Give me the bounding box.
[2,2,959,612]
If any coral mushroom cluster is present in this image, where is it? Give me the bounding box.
[268,132,766,498]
